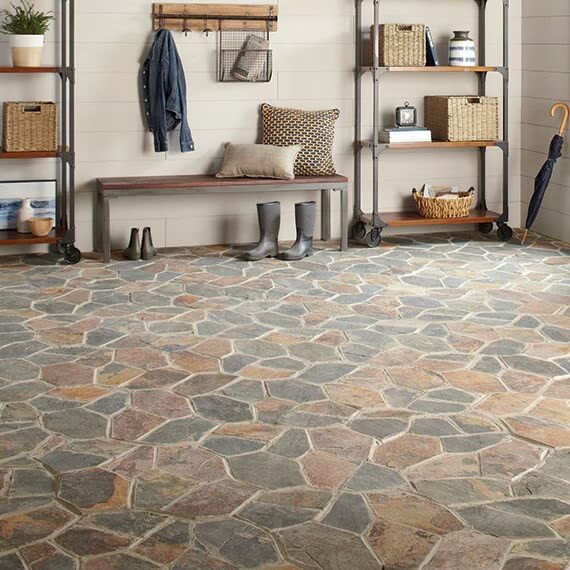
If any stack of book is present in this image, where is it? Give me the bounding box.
[380,126,432,143]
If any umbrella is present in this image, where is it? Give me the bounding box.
[522,102,569,245]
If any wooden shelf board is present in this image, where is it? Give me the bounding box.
[362,210,500,228]
[361,65,497,73]
[0,66,60,74]
[361,140,499,149]
[0,229,60,246]
[0,149,60,160]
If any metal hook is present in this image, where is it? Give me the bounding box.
[182,8,189,37]
[203,14,213,37]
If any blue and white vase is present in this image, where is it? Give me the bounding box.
[449,31,476,67]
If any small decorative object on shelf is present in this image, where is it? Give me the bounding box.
[413,186,475,219]
[425,26,439,66]
[0,0,53,67]
[381,126,431,144]
[28,217,53,237]
[449,31,476,67]
[396,102,417,127]
[3,101,57,152]
[16,198,33,233]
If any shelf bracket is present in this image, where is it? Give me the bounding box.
[496,66,509,80]
[58,67,75,83]
[496,141,509,155]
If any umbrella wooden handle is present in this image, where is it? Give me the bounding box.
[551,102,569,136]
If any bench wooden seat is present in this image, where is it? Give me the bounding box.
[96,174,349,263]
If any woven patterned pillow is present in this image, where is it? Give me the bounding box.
[261,103,340,176]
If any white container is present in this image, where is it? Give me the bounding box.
[10,35,45,67]
[17,198,34,233]
[449,31,476,67]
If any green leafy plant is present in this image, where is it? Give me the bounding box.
[0,0,53,35]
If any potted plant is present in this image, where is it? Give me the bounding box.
[0,1,53,67]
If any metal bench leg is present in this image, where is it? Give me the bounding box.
[331,187,348,251]
[101,195,111,263]
[321,188,331,242]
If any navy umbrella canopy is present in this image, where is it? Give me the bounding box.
[522,103,569,244]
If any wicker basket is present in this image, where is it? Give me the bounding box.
[3,102,57,152]
[413,187,475,219]
[424,96,499,142]
[370,24,426,67]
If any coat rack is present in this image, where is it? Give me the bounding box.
[152,3,278,33]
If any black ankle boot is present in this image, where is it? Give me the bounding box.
[141,227,157,260]
[124,228,141,260]
[243,202,281,261]
[280,201,316,261]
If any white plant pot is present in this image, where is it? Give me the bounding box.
[10,34,45,67]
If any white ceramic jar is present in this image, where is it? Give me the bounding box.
[449,31,476,67]
[10,34,45,67]
[17,198,34,233]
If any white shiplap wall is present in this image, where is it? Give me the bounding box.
[0,0,521,253]
[521,0,570,242]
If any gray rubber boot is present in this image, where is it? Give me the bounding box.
[141,227,157,260]
[280,201,316,261]
[243,201,281,261]
[124,228,141,260]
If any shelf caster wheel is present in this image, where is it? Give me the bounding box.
[351,221,367,241]
[63,245,81,265]
[497,224,513,242]
[365,228,382,248]
[478,222,493,235]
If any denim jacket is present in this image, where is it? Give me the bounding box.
[142,29,195,153]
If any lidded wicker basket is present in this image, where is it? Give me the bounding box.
[3,102,57,152]
[370,24,426,67]
[424,96,499,142]
[413,187,475,219]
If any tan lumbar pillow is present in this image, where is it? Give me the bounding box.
[216,143,302,180]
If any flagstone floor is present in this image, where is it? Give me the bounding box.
[0,231,569,570]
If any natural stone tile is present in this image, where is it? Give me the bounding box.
[83,553,160,570]
[170,350,219,374]
[268,429,310,458]
[501,370,548,393]
[215,421,283,443]
[442,433,504,453]
[268,380,325,403]
[239,501,316,529]
[452,415,500,434]
[132,389,192,418]
[195,519,280,567]
[141,416,215,445]
[54,526,132,556]
[368,490,463,535]
[493,498,570,521]
[0,553,24,569]
[502,558,565,570]
[41,363,94,386]
[228,451,305,490]
[39,450,107,472]
[374,434,442,469]
[158,446,226,482]
[405,453,480,480]
[503,356,566,378]
[174,373,235,396]
[135,520,191,565]
[193,394,253,422]
[310,427,372,462]
[85,510,166,536]
[116,348,168,370]
[107,446,154,479]
[111,409,163,441]
[278,523,380,570]
[259,488,332,510]
[10,469,54,496]
[301,451,356,490]
[530,398,570,426]
[480,441,543,480]
[167,478,257,518]
[127,368,189,390]
[505,416,570,447]
[551,516,570,540]
[203,435,264,456]
[44,408,107,439]
[541,449,570,482]
[423,530,510,570]
[456,505,555,538]
[299,363,356,384]
[171,549,237,569]
[411,418,459,436]
[326,384,385,409]
[289,342,339,362]
[408,399,467,414]
[367,518,437,570]
[345,463,406,492]
[0,504,74,550]
[443,370,506,394]
[134,469,195,510]
[58,468,129,511]
[475,393,537,416]
[513,472,570,501]
[222,379,264,403]
[415,478,510,505]
[350,417,408,440]
[511,539,570,561]
[321,493,372,533]
[388,367,445,390]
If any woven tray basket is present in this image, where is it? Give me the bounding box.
[3,102,57,152]
[370,24,426,67]
[424,96,499,142]
[413,187,475,219]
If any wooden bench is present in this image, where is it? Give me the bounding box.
[96,174,349,263]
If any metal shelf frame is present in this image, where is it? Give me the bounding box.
[0,0,80,263]
[353,0,513,247]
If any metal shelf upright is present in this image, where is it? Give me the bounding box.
[0,0,80,263]
[353,0,513,247]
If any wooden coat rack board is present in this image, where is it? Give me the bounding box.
[152,3,278,32]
